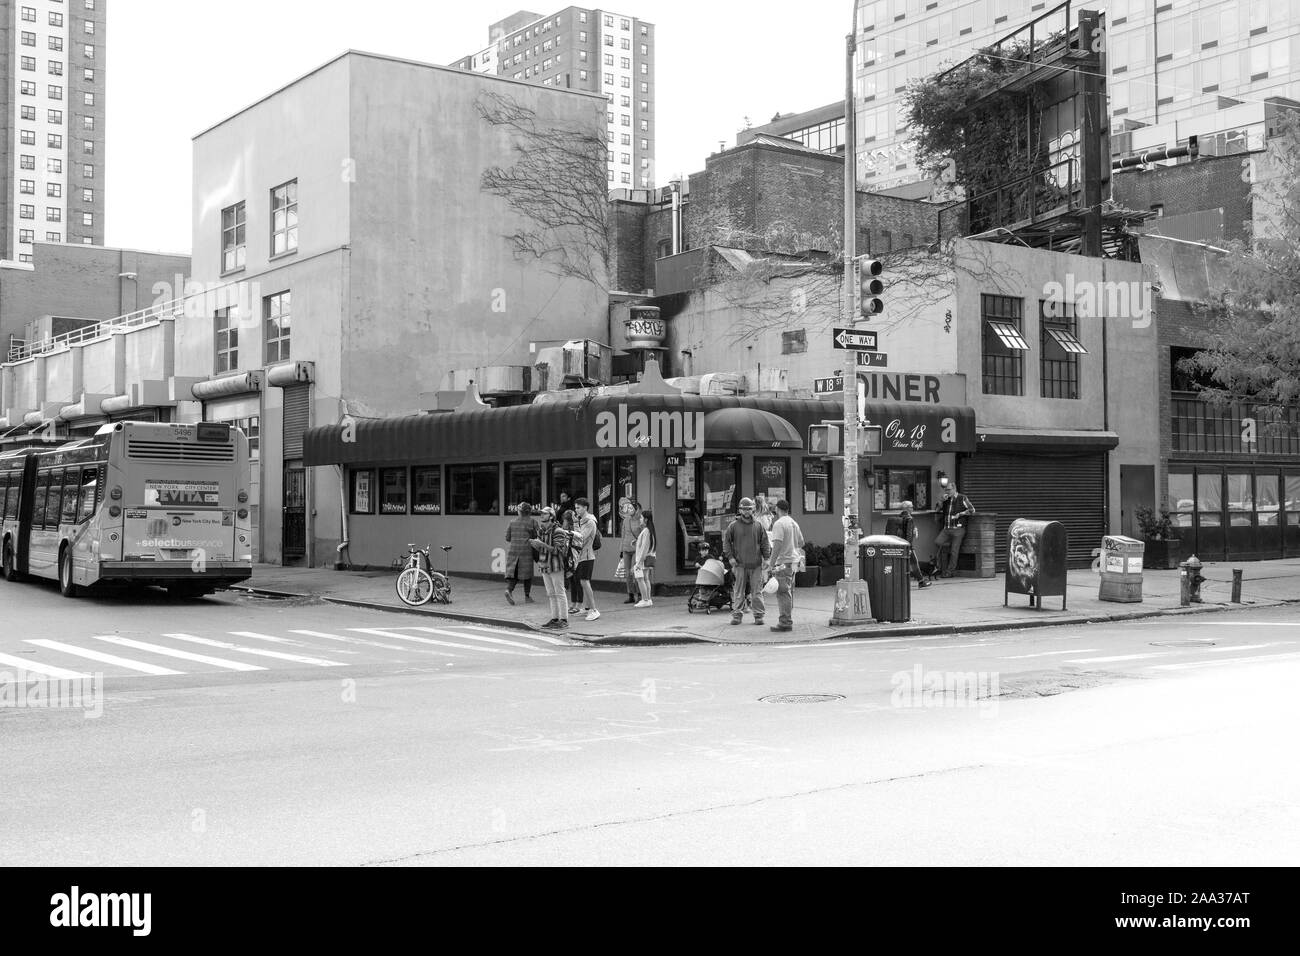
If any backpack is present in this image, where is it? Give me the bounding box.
[592,520,603,551]
[561,531,582,573]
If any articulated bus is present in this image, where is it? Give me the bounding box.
[0,421,253,598]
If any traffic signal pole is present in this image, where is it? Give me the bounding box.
[831,21,872,627]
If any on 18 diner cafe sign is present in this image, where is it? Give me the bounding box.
[854,372,975,452]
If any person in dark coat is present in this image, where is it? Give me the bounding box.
[504,502,539,604]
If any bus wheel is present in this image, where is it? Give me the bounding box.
[59,548,78,598]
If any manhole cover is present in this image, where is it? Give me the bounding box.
[1150,640,1216,647]
[760,694,845,704]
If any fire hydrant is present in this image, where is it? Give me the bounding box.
[1179,555,1205,606]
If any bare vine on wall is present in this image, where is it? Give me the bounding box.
[476,90,611,290]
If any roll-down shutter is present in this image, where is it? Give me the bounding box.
[961,451,1106,569]
[281,385,310,460]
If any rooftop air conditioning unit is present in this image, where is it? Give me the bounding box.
[477,365,530,396]
[560,339,612,386]
[699,372,745,396]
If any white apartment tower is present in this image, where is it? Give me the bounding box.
[2,0,106,262]
[452,6,657,188]
[855,0,1300,193]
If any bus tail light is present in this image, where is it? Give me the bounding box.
[237,490,249,503]
[109,505,121,518]
[110,486,122,500]
[237,509,249,520]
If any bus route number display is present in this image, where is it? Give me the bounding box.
[143,480,220,507]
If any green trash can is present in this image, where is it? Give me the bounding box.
[858,534,912,623]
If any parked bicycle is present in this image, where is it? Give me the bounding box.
[394,543,453,606]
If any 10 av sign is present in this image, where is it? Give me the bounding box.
[832,328,878,350]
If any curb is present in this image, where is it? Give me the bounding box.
[228,583,1294,645]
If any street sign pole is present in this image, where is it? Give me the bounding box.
[831,20,872,627]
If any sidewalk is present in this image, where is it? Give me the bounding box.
[229,557,1300,645]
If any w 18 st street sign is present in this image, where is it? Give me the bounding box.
[832,328,878,351]
[813,377,844,394]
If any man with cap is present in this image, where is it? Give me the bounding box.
[885,501,931,588]
[528,506,572,629]
[723,497,772,625]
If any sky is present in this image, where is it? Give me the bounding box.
[104,0,853,254]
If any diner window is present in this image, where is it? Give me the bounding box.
[754,457,790,505]
[412,466,441,514]
[871,467,932,511]
[506,461,542,508]
[802,459,832,513]
[596,456,636,535]
[380,468,408,514]
[448,463,499,515]
[982,293,1027,396]
[349,469,376,515]
[548,459,588,508]
[1040,300,1087,399]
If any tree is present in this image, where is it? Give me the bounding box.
[475,90,610,290]
[1180,111,1300,421]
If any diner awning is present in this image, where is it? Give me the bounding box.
[702,408,802,449]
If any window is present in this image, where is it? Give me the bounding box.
[83,44,94,58]
[580,30,587,41]
[264,291,291,363]
[448,463,499,515]
[548,459,587,506]
[620,95,630,107]
[621,114,630,126]
[214,308,238,373]
[620,172,631,184]
[641,44,648,55]
[640,120,648,132]
[594,456,636,535]
[46,207,61,222]
[1040,300,1087,399]
[19,180,34,195]
[604,53,614,65]
[621,38,630,50]
[46,231,61,242]
[86,0,97,8]
[76,467,100,523]
[82,163,93,177]
[47,133,62,148]
[84,68,94,82]
[871,467,932,511]
[221,201,246,272]
[19,254,33,263]
[412,466,441,514]
[84,19,94,34]
[49,36,63,53]
[621,57,630,68]
[755,458,791,505]
[621,76,630,88]
[82,187,93,202]
[19,230,34,243]
[621,153,630,164]
[21,56,35,70]
[21,31,35,45]
[49,158,62,173]
[47,183,61,197]
[781,329,807,354]
[20,205,34,219]
[981,294,1027,395]
[604,14,613,26]
[641,63,647,74]
[49,11,64,26]
[621,18,630,30]
[49,84,62,99]
[579,69,588,81]
[640,100,648,112]
[47,109,62,123]
[21,7,35,22]
[802,459,832,513]
[605,35,613,46]
[506,461,542,508]
[380,468,408,514]
[81,210,92,226]
[49,59,63,75]
[349,469,376,515]
[82,115,93,130]
[620,133,630,145]
[270,180,298,255]
[604,72,613,84]
[20,81,36,95]
[20,155,35,170]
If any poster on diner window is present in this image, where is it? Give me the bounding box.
[354,472,371,513]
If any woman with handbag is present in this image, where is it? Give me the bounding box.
[633,510,657,607]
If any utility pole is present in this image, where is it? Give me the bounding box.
[830,11,872,626]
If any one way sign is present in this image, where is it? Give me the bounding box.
[832,327,878,350]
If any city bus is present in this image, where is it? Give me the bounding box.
[0,421,253,598]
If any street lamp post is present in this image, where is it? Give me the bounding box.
[830,7,873,626]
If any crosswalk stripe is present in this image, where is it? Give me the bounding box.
[1065,652,1174,664]
[350,628,546,657]
[0,651,90,680]
[1153,651,1300,671]
[461,624,571,646]
[26,639,184,676]
[343,629,460,657]
[230,631,360,655]
[163,633,346,667]
[407,626,558,652]
[290,630,413,652]
[91,636,266,672]
[1002,649,1101,659]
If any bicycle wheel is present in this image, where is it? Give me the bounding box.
[428,572,452,604]
[395,567,435,606]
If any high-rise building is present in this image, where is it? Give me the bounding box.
[451,6,656,188]
[0,0,106,262]
[854,0,1300,192]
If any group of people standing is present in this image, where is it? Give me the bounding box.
[502,495,657,630]
[721,495,805,632]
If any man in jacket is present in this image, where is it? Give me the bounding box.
[934,484,975,578]
[765,499,804,632]
[723,497,771,625]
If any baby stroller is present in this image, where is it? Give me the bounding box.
[687,554,735,614]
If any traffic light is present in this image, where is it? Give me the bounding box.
[857,257,884,319]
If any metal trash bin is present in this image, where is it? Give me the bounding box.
[1099,534,1144,603]
[1004,518,1068,610]
[858,534,911,623]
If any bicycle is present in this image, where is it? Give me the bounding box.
[394,543,453,606]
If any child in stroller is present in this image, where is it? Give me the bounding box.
[687,543,735,614]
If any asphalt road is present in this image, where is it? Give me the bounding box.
[2,575,1298,866]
